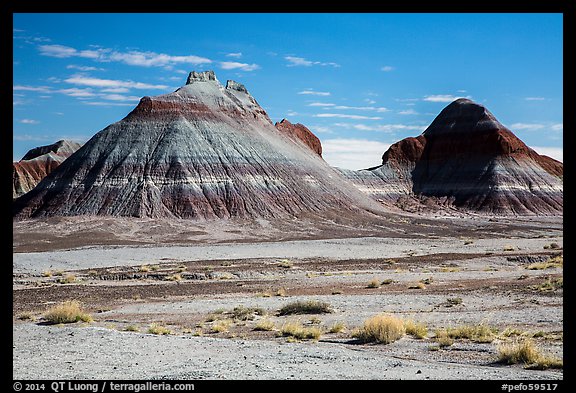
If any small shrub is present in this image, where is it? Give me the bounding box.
[281,321,322,340]
[500,327,526,338]
[404,320,428,339]
[53,270,64,276]
[139,265,150,272]
[165,274,182,281]
[440,267,461,273]
[42,271,53,277]
[275,288,287,297]
[17,312,34,321]
[210,319,231,333]
[44,300,93,324]
[445,323,496,343]
[367,278,380,288]
[230,306,265,321]
[534,277,563,292]
[526,256,563,270]
[503,245,516,251]
[254,318,275,331]
[408,282,426,290]
[277,259,293,269]
[87,270,98,276]
[150,265,160,271]
[58,274,76,284]
[434,329,454,347]
[278,300,333,315]
[548,243,560,249]
[353,314,405,344]
[147,323,172,335]
[381,279,394,285]
[124,325,140,332]
[329,321,346,333]
[420,277,433,285]
[446,297,463,306]
[497,338,562,369]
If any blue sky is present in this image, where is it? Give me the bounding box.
[13,13,563,169]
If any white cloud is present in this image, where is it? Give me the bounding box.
[285,56,340,67]
[99,94,141,102]
[509,123,546,131]
[314,113,382,120]
[308,102,335,107]
[333,105,389,112]
[551,123,563,131]
[19,119,40,125]
[381,66,394,72]
[219,61,260,71]
[322,138,391,170]
[13,85,52,93]
[66,65,103,71]
[298,90,331,96]
[226,52,243,58]
[335,123,425,133]
[64,75,168,90]
[525,97,546,101]
[100,87,130,93]
[398,109,418,115]
[58,88,96,97]
[529,146,563,162]
[39,44,212,67]
[82,101,135,106]
[423,94,469,103]
[364,99,376,105]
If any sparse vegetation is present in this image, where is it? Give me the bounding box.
[124,325,140,332]
[308,316,322,325]
[352,314,405,344]
[150,265,160,271]
[445,323,497,343]
[177,265,187,272]
[278,300,333,315]
[210,319,231,333]
[280,321,322,340]
[381,279,394,285]
[503,245,516,251]
[434,329,454,347]
[254,318,275,331]
[44,300,93,324]
[446,297,463,306]
[139,265,150,272]
[404,319,428,339]
[544,243,560,250]
[367,278,380,288]
[329,321,346,334]
[17,312,34,321]
[147,323,172,335]
[87,270,98,276]
[58,274,76,284]
[277,259,293,269]
[230,305,265,321]
[440,267,461,273]
[497,338,563,369]
[408,282,426,290]
[526,255,563,270]
[533,277,563,292]
[42,270,53,277]
[165,273,182,281]
[420,277,433,285]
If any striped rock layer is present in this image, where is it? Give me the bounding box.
[13,71,382,220]
[13,140,82,199]
[340,99,563,215]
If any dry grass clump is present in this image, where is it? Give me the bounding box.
[328,321,346,334]
[503,245,516,251]
[526,255,563,270]
[280,321,322,340]
[381,279,394,285]
[404,319,428,339]
[210,319,231,333]
[445,323,496,343]
[408,282,426,290]
[124,325,140,332]
[139,265,150,272]
[543,243,560,250]
[147,323,172,335]
[230,305,265,321]
[533,277,563,292]
[58,274,76,284]
[254,318,275,331]
[278,300,333,315]
[165,274,182,281]
[17,312,34,321]
[353,314,405,344]
[277,259,294,269]
[497,338,563,369]
[367,278,380,288]
[42,270,53,277]
[44,300,93,324]
[434,329,455,347]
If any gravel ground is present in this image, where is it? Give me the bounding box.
[12,323,562,380]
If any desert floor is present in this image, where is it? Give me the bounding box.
[13,214,563,380]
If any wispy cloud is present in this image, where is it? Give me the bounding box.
[39,44,212,67]
[364,98,376,105]
[380,66,394,72]
[308,102,335,107]
[13,85,52,93]
[226,52,243,58]
[551,123,563,131]
[423,94,469,103]
[509,123,546,131]
[58,88,96,98]
[285,56,340,67]
[19,119,40,125]
[298,89,331,96]
[398,109,418,115]
[66,64,104,71]
[99,94,141,102]
[335,123,425,133]
[219,61,260,71]
[525,97,546,101]
[314,114,382,120]
[64,75,168,90]
[322,138,391,170]
[82,101,136,106]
